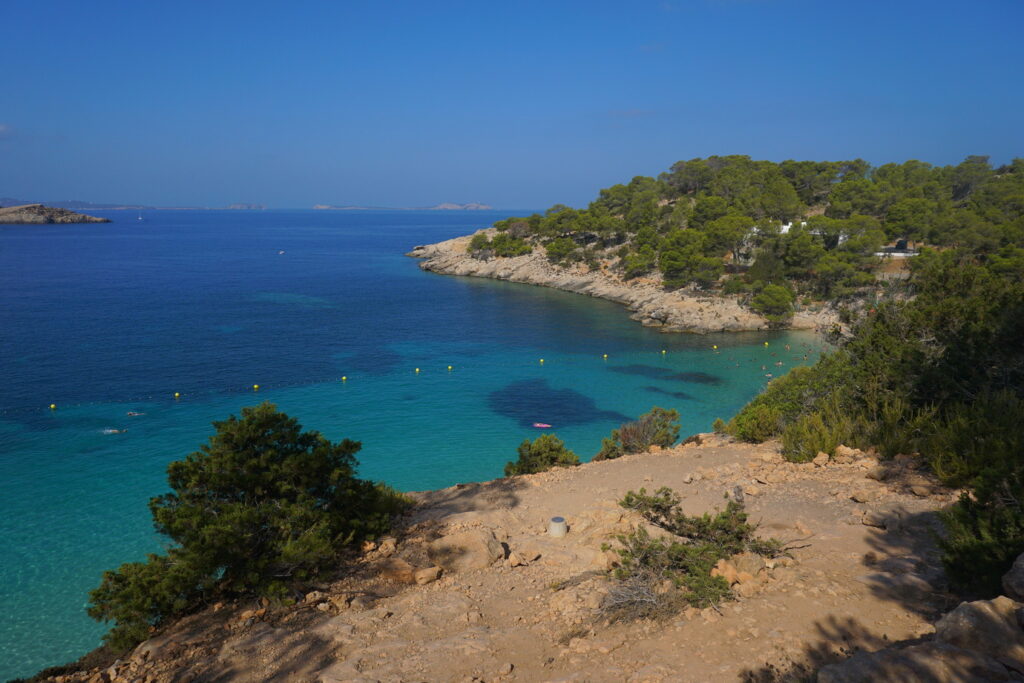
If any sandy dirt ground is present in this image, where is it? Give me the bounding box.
[50,435,959,683]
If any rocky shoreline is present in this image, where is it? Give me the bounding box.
[0,204,111,225]
[408,231,838,335]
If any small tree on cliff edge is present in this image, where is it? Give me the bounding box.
[88,402,407,651]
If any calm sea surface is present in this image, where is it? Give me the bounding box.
[0,210,824,678]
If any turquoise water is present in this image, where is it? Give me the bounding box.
[0,210,824,678]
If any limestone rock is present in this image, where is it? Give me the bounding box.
[817,642,1011,682]
[1002,554,1024,601]
[428,529,504,572]
[377,557,416,584]
[832,445,862,464]
[812,451,830,467]
[414,566,443,585]
[851,488,879,503]
[934,596,1024,669]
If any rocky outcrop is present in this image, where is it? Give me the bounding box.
[408,231,837,334]
[819,595,1024,682]
[0,203,110,224]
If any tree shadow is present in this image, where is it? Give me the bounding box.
[487,378,630,428]
[411,476,528,517]
[607,364,723,384]
[644,385,694,401]
[738,614,898,682]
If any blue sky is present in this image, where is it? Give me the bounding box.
[2,0,1021,209]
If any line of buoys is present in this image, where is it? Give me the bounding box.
[17,342,818,416]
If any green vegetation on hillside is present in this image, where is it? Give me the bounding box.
[88,402,408,651]
[473,155,1024,321]
[725,247,1024,594]
[504,434,580,476]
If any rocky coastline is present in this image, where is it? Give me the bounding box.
[0,204,111,225]
[408,231,838,335]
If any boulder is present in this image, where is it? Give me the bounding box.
[934,596,1024,669]
[832,445,862,464]
[427,529,504,572]
[414,566,443,585]
[812,451,830,467]
[1003,554,1024,602]
[862,503,908,530]
[818,642,1012,682]
[377,557,415,584]
[851,488,879,503]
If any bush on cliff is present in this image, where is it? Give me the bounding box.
[504,434,579,476]
[88,402,408,652]
[595,407,680,461]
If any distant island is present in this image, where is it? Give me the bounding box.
[0,197,152,211]
[313,202,493,211]
[225,203,266,210]
[0,204,110,224]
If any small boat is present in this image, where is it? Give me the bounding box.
[532,422,552,429]
[126,411,145,417]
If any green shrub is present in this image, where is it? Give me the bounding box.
[504,434,579,476]
[712,417,726,433]
[490,233,532,257]
[750,283,794,323]
[940,470,1024,597]
[727,356,848,443]
[780,405,853,463]
[88,402,408,652]
[467,232,491,253]
[544,236,577,264]
[595,407,680,460]
[603,488,783,621]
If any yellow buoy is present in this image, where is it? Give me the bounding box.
[174,392,180,399]
[539,358,545,364]
[253,384,260,391]
[764,342,769,347]
[447,365,453,371]
[341,376,347,382]
[415,368,420,373]
[602,354,608,359]
[49,403,56,411]
[661,349,666,354]
[712,345,718,350]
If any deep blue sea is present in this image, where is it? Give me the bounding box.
[0,210,825,679]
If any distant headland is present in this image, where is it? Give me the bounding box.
[313,202,493,211]
[0,204,110,224]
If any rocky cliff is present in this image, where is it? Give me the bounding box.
[0,204,111,225]
[409,231,838,335]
